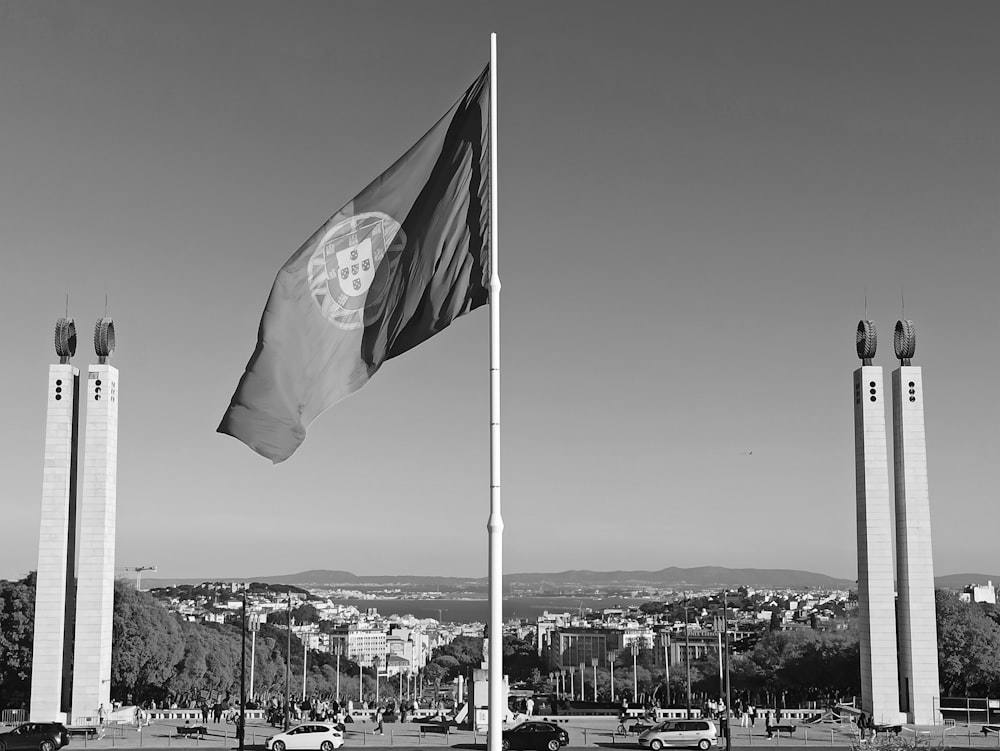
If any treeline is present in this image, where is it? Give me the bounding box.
[1,575,998,709]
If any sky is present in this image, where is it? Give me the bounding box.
[0,1,997,582]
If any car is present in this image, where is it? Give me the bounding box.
[638,719,718,751]
[501,721,570,751]
[264,722,344,751]
[0,722,70,751]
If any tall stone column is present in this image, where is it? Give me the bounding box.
[71,319,118,724]
[30,319,80,723]
[891,320,940,724]
[853,321,905,725]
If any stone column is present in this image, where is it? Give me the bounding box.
[893,364,940,724]
[30,362,80,723]
[70,363,118,724]
[853,364,905,725]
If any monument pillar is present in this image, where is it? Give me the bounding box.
[70,319,118,724]
[852,321,905,725]
[891,320,940,724]
[29,319,80,723]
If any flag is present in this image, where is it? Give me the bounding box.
[219,68,490,462]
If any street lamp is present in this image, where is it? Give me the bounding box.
[334,640,343,704]
[302,636,308,701]
[239,586,247,751]
[684,593,692,719]
[569,667,575,701]
[630,641,640,704]
[249,613,261,704]
[723,590,733,751]
[284,592,291,731]
[579,662,585,701]
[374,656,381,706]
[607,650,618,704]
[591,658,599,702]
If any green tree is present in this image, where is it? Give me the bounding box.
[936,589,1000,695]
[0,573,36,708]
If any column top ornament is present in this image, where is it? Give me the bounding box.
[55,318,77,363]
[94,318,115,363]
[856,320,877,365]
[894,320,916,365]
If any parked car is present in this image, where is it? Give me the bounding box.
[501,721,570,751]
[0,722,70,751]
[638,719,717,750]
[264,722,344,751]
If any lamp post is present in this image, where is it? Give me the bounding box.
[374,656,381,706]
[249,613,260,704]
[607,651,618,703]
[723,590,733,751]
[239,586,247,751]
[591,658,599,702]
[630,641,640,704]
[335,640,343,704]
[664,634,671,708]
[579,662,585,701]
[561,669,566,700]
[569,667,575,701]
[284,592,291,731]
[302,637,308,701]
[684,594,692,719]
[359,664,364,704]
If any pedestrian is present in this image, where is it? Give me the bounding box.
[98,704,107,726]
[749,705,757,728]
[858,712,869,740]
[766,711,774,740]
[526,697,534,717]
[375,706,384,735]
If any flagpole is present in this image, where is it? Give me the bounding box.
[487,31,504,751]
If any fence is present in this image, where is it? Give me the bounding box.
[939,697,999,726]
[1,709,27,725]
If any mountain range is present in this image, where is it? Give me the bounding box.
[142,567,1000,591]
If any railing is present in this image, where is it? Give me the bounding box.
[1,709,28,725]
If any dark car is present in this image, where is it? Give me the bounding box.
[501,721,570,751]
[0,722,70,751]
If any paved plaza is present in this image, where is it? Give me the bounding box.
[17,717,1000,751]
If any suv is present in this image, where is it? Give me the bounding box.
[0,722,70,751]
[638,719,717,750]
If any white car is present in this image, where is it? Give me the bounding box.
[638,719,718,750]
[265,722,345,751]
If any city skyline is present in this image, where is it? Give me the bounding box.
[1,1,997,580]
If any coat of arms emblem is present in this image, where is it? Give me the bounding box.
[307,211,404,330]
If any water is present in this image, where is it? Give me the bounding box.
[329,596,653,623]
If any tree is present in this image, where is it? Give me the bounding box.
[936,590,1000,695]
[0,573,36,708]
[111,581,185,701]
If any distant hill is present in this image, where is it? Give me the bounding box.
[144,566,855,590]
[143,568,995,592]
[934,573,1000,589]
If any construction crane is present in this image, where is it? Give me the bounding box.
[122,566,157,590]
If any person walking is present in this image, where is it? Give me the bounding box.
[374,706,384,735]
[858,712,869,740]
[749,705,757,728]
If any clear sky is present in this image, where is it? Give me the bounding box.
[1,1,997,582]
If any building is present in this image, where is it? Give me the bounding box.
[961,582,997,605]
[328,625,388,667]
[550,628,625,670]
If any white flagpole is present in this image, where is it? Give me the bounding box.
[487,31,504,751]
